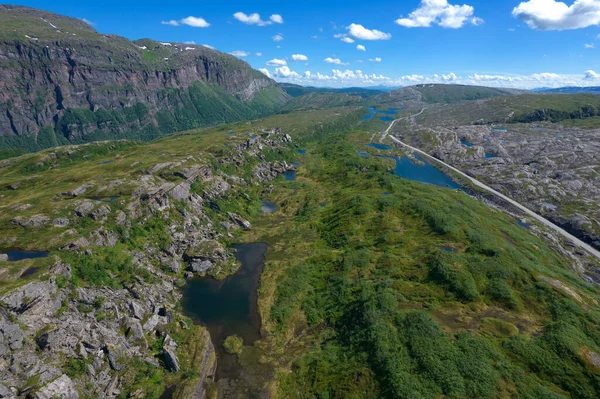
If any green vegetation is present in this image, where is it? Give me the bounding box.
[223,335,244,354]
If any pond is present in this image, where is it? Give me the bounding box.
[377,108,402,115]
[382,155,462,190]
[284,170,296,181]
[379,116,394,122]
[296,149,306,155]
[461,139,473,147]
[0,249,49,261]
[181,243,268,380]
[367,143,392,151]
[362,107,376,120]
[91,196,119,203]
[260,201,278,213]
[100,160,114,165]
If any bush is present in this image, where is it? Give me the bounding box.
[223,335,243,354]
[428,252,479,301]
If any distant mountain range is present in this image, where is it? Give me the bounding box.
[534,87,600,94]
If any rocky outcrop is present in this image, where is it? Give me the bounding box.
[0,6,288,149]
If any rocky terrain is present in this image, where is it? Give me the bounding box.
[0,122,298,397]
[389,108,600,251]
[0,6,288,151]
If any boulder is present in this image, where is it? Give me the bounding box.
[90,205,111,221]
[0,254,7,262]
[162,335,180,372]
[32,375,79,399]
[74,201,95,218]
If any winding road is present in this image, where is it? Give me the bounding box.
[383,113,600,262]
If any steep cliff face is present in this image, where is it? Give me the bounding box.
[0,5,289,150]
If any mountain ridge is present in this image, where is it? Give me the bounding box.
[0,5,289,151]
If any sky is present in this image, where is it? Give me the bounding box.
[11,0,600,88]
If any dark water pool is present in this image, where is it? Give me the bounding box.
[380,116,394,122]
[367,143,392,151]
[362,107,376,120]
[20,267,40,278]
[382,155,462,190]
[100,160,114,165]
[1,249,49,261]
[91,196,119,203]
[461,139,473,147]
[181,243,268,380]
[297,149,306,154]
[260,201,278,213]
[284,170,296,181]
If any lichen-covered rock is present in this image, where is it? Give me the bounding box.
[162,334,180,372]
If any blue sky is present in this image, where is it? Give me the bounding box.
[11,0,600,88]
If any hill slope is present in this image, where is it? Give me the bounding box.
[0,5,289,151]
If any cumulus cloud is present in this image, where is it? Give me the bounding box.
[334,33,355,43]
[357,44,366,51]
[396,0,483,29]
[162,16,210,28]
[324,57,346,65]
[233,12,284,26]
[180,16,210,28]
[585,43,596,48]
[347,23,392,40]
[369,57,382,62]
[262,68,600,89]
[256,52,263,56]
[272,34,284,42]
[259,68,272,78]
[230,50,250,57]
[292,54,308,61]
[512,0,600,30]
[267,58,287,66]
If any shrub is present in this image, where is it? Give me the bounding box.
[223,335,243,354]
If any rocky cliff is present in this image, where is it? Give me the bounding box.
[0,5,289,150]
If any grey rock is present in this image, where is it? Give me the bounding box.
[52,218,70,227]
[170,181,191,200]
[74,201,95,218]
[129,300,146,320]
[106,348,122,371]
[10,214,50,228]
[187,260,213,273]
[162,334,180,372]
[62,184,89,198]
[90,205,111,221]
[115,211,127,225]
[0,254,7,262]
[32,374,79,399]
[0,315,24,351]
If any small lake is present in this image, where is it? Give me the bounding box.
[0,249,49,262]
[284,170,296,181]
[362,107,376,120]
[296,149,306,154]
[367,143,392,151]
[91,196,119,203]
[377,108,402,115]
[382,155,462,190]
[260,200,278,213]
[181,243,268,380]
[461,139,473,148]
[100,160,114,165]
[380,116,394,122]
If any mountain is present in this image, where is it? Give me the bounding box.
[535,86,600,94]
[374,84,524,108]
[279,83,384,98]
[0,5,289,152]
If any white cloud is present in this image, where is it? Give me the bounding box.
[334,33,355,43]
[265,69,600,89]
[267,58,287,66]
[347,23,392,40]
[256,52,263,56]
[292,54,308,61]
[272,34,284,42]
[230,50,250,57]
[513,0,600,30]
[79,18,96,26]
[357,44,366,51]
[324,57,346,65]
[585,43,596,48]
[162,16,210,28]
[396,0,482,29]
[259,68,272,78]
[233,12,284,26]
[180,16,210,28]
[270,14,284,24]
[274,66,299,78]
[369,57,382,62]
[202,44,215,49]
[184,41,196,45]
